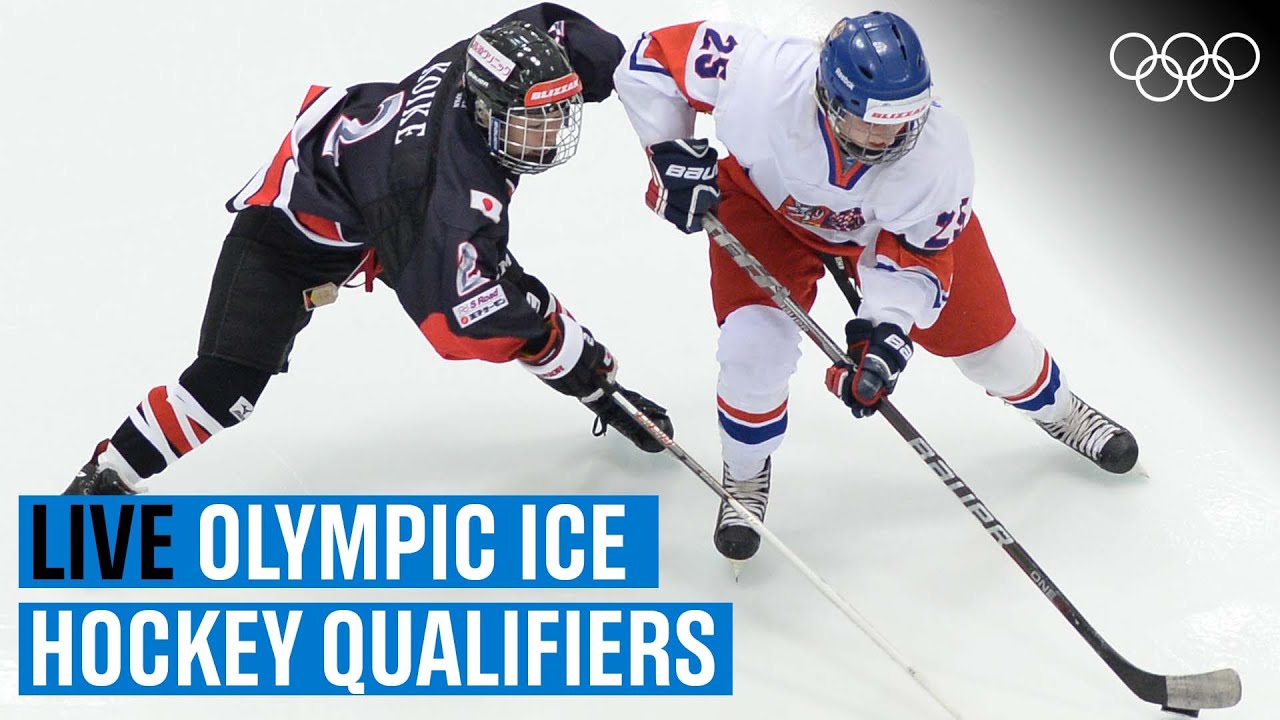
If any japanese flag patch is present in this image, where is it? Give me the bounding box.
[470,189,504,224]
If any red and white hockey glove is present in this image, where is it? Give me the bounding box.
[825,319,913,418]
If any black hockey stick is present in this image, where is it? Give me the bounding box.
[703,214,1242,715]
[603,391,965,718]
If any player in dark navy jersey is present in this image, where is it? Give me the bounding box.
[64,4,674,495]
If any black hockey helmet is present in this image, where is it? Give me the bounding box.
[464,21,584,174]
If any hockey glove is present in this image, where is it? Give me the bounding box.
[522,313,618,402]
[825,319,913,418]
[645,138,720,233]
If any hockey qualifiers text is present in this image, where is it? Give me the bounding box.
[17,496,731,695]
[20,603,729,694]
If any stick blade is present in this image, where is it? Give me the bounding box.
[1164,668,1242,710]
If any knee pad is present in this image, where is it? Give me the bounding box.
[716,305,802,409]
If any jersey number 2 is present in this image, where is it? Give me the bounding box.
[694,28,737,80]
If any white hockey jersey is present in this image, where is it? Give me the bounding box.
[614,21,976,331]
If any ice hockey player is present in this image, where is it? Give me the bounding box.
[64,4,673,495]
[612,11,1138,562]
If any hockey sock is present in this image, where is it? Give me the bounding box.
[951,321,1072,423]
[717,395,786,480]
[99,356,272,481]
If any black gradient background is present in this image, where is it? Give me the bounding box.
[874,0,1280,426]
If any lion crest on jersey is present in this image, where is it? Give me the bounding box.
[781,196,865,232]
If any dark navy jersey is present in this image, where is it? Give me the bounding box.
[227,3,623,362]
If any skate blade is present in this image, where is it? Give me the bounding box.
[1131,460,1150,478]
[729,559,745,581]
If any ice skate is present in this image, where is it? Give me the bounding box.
[714,457,771,571]
[62,441,138,495]
[1036,393,1139,474]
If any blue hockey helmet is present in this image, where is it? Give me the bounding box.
[816,12,932,165]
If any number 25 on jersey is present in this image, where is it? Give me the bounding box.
[694,28,737,79]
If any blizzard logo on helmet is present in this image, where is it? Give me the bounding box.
[525,73,582,106]
[468,35,515,81]
[868,106,927,121]
[834,66,856,90]
[862,91,932,124]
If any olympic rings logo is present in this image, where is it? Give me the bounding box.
[1110,32,1260,102]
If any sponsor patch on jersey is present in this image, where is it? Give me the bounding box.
[468,35,515,81]
[452,285,509,328]
[780,196,866,232]
[524,73,582,106]
[470,189,504,224]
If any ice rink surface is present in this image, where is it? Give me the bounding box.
[3,1,1277,718]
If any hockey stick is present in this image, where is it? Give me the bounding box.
[606,390,965,719]
[702,214,1242,715]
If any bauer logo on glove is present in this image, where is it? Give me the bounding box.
[645,138,720,233]
[825,318,913,418]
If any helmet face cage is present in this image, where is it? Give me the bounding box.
[815,82,928,166]
[816,11,932,166]
[480,93,583,174]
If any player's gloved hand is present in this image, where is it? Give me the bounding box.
[824,319,913,418]
[522,313,618,402]
[645,138,720,233]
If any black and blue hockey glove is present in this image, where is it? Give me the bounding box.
[825,319,913,418]
[645,138,720,233]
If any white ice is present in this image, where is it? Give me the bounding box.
[3,1,1277,719]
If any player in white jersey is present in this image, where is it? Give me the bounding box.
[613,11,1139,562]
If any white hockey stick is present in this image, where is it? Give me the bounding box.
[608,390,965,719]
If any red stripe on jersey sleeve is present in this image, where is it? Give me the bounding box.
[298,84,330,114]
[244,133,293,207]
[646,22,714,113]
[876,229,956,296]
[419,314,528,363]
[243,86,331,208]
[294,211,343,242]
